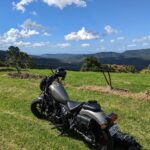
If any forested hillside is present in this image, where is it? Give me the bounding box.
[0,49,150,70]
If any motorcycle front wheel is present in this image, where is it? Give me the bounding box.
[31,98,47,120]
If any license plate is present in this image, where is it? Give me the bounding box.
[109,124,118,136]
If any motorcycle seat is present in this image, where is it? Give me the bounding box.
[83,102,101,112]
[67,101,84,112]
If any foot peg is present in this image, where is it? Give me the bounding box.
[51,124,64,129]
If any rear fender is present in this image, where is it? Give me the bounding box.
[79,108,107,125]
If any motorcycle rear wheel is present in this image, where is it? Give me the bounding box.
[90,121,113,150]
[31,98,47,119]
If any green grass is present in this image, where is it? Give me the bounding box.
[0,68,150,150]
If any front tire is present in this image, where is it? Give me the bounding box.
[31,98,47,119]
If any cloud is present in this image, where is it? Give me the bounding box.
[30,11,37,16]
[21,19,50,36]
[32,42,49,47]
[142,43,149,46]
[81,43,90,47]
[0,28,39,44]
[13,0,87,12]
[20,29,39,38]
[56,43,71,48]
[65,27,99,41]
[0,19,51,48]
[0,28,42,48]
[12,0,35,13]
[110,39,115,43]
[14,41,49,47]
[43,32,51,36]
[127,44,136,47]
[42,0,87,9]
[14,41,31,47]
[21,19,44,30]
[117,36,125,40]
[104,25,118,34]
[100,39,104,43]
[132,36,150,43]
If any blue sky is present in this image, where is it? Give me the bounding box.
[0,0,150,54]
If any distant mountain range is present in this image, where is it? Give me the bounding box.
[0,49,150,70]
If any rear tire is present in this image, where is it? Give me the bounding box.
[90,121,113,150]
[31,98,47,119]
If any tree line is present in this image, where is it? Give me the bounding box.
[0,46,32,73]
[0,46,150,73]
[80,56,138,73]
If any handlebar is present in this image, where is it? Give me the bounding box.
[47,73,62,86]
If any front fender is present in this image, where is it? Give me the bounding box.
[79,108,107,125]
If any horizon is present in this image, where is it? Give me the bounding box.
[1,48,149,55]
[0,0,150,55]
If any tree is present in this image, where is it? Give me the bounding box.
[0,60,7,67]
[80,56,101,72]
[147,65,150,70]
[101,65,113,90]
[125,65,137,73]
[6,46,32,73]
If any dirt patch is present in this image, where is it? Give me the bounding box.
[79,85,150,101]
[8,72,44,79]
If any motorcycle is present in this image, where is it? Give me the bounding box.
[31,67,141,150]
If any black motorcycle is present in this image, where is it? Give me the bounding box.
[31,67,141,150]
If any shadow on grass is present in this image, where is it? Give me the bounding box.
[58,130,129,150]
[59,130,94,150]
[0,68,15,72]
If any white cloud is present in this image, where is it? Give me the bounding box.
[12,0,35,13]
[30,11,37,16]
[117,36,125,40]
[100,39,104,43]
[0,28,38,44]
[14,41,31,47]
[142,43,149,46]
[13,41,49,47]
[104,25,118,34]
[13,0,87,13]
[42,0,87,9]
[0,27,40,48]
[132,36,150,43]
[1,28,22,43]
[0,18,52,49]
[20,29,39,38]
[0,19,51,48]
[56,43,71,48]
[110,40,115,43]
[21,19,50,36]
[65,27,99,41]
[21,19,44,30]
[32,42,50,47]
[81,43,90,47]
[43,32,51,36]
[127,44,136,47]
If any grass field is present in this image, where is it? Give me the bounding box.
[0,68,150,150]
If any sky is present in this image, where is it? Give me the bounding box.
[0,0,150,55]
